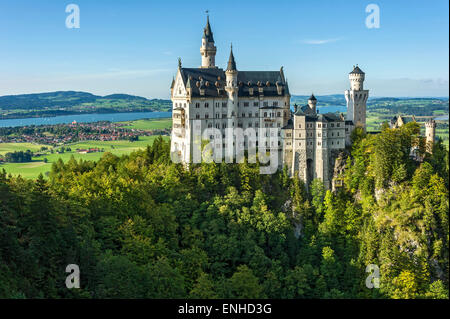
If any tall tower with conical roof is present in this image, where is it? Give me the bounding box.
[200,15,217,68]
[345,65,368,130]
[225,45,238,150]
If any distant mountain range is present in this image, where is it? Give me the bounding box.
[291,94,449,106]
[0,91,172,119]
[0,91,170,110]
[0,91,447,119]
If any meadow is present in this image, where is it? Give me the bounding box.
[121,118,172,130]
[0,118,172,179]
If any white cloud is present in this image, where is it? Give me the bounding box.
[302,38,342,45]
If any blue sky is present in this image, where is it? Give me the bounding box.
[0,0,448,98]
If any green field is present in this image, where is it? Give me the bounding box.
[0,135,169,179]
[0,142,48,155]
[121,118,172,130]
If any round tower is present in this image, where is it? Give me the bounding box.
[200,15,217,68]
[308,94,317,113]
[345,65,369,131]
[225,45,238,123]
[349,65,365,91]
[425,119,436,153]
[225,44,238,93]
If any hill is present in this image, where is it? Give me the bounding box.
[0,91,172,119]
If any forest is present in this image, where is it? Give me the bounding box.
[0,122,448,299]
[2,150,33,163]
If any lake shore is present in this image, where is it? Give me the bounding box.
[0,111,172,128]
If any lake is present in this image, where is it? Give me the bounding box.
[0,111,172,128]
[435,114,449,121]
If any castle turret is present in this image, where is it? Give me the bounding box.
[425,119,436,153]
[225,44,238,123]
[200,15,217,68]
[308,94,317,113]
[345,65,368,130]
[349,65,365,90]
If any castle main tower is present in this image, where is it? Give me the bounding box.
[200,15,217,68]
[425,119,436,153]
[345,65,368,130]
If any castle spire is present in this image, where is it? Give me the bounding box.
[203,14,214,43]
[227,44,237,71]
[200,13,217,68]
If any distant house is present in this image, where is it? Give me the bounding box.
[77,148,101,154]
[390,115,416,129]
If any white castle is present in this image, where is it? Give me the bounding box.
[170,16,435,188]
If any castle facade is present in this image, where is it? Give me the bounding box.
[170,16,369,189]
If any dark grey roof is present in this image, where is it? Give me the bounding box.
[317,114,328,122]
[170,77,175,89]
[179,67,288,98]
[309,94,317,101]
[294,109,342,123]
[301,105,315,115]
[392,115,416,124]
[203,16,214,43]
[322,113,341,121]
[227,46,237,71]
[282,118,293,129]
[350,65,365,75]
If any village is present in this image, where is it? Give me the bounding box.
[0,120,171,146]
